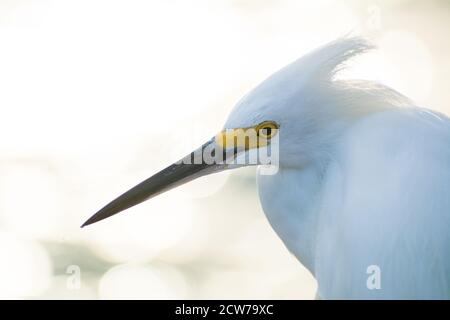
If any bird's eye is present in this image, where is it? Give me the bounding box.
[256,121,279,139]
[262,127,272,136]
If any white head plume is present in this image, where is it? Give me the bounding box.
[224,37,413,167]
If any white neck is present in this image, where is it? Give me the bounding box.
[257,162,327,273]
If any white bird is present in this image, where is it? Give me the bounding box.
[82,37,450,299]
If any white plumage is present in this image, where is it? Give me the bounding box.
[243,38,450,299]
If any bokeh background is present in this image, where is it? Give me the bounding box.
[0,0,448,299]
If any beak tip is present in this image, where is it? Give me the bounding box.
[80,212,103,228]
[80,218,93,228]
[80,221,89,228]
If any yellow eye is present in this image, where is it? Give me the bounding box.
[256,121,279,139]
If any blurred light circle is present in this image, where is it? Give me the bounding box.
[0,232,52,298]
[201,270,271,299]
[0,164,61,240]
[98,264,188,299]
[343,30,433,105]
[84,195,195,263]
[171,171,230,200]
[44,275,97,299]
[379,30,433,103]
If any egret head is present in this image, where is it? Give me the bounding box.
[225,37,369,167]
[82,37,409,227]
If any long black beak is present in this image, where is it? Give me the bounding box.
[81,137,240,227]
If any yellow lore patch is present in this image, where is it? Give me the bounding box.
[215,121,279,150]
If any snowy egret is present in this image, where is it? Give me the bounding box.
[82,37,450,299]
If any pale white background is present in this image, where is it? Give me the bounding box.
[0,0,448,299]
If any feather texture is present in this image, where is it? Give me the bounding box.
[224,37,450,298]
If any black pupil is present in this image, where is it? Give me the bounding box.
[262,127,272,136]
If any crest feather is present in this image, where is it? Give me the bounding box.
[294,36,375,83]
